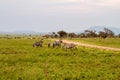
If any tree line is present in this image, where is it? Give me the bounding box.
[43,28,120,39]
[0,27,120,39]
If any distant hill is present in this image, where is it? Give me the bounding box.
[12,30,41,34]
[0,26,120,35]
[87,26,120,35]
[0,30,42,35]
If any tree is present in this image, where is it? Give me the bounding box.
[51,32,58,38]
[84,30,97,37]
[118,34,120,38]
[57,30,67,38]
[104,28,114,37]
[98,28,114,39]
[78,33,86,38]
[68,33,77,38]
[42,34,51,38]
[98,31,107,39]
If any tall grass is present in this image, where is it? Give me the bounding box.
[0,39,120,80]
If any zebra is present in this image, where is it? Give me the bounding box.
[52,40,62,48]
[62,42,76,50]
[33,42,43,47]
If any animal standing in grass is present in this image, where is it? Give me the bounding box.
[47,42,51,48]
[52,40,62,48]
[33,42,43,47]
[33,39,44,47]
[62,42,76,50]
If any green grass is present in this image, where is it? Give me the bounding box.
[69,38,120,48]
[0,39,120,80]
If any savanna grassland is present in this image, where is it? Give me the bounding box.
[0,38,120,80]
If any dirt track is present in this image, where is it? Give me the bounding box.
[62,40,120,51]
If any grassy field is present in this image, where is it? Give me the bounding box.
[0,38,120,80]
[69,38,120,48]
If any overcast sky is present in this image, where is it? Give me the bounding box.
[0,0,120,32]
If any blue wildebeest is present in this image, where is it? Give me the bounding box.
[52,40,62,48]
[62,42,76,50]
[33,42,43,47]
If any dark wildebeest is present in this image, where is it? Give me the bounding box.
[52,40,62,48]
[62,42,76,50]
[48,42,51,48]
[33,42,42,47]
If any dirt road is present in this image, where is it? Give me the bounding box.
[62,40,120,51]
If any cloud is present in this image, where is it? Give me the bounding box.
[41,0,120,14]
[87,0,120,7]
[51,0,120,8]
[0,0,119,16]
[0,0,120,32]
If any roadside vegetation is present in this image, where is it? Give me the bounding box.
[68,38,120,48]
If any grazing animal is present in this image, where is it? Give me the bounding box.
[48,42,51,48]
[62,43,76,50]
[33,42,42,47]
[52,40,62,48]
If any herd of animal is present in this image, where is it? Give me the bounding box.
[33,39,77,50]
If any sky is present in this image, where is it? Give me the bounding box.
[0,0,120,32]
